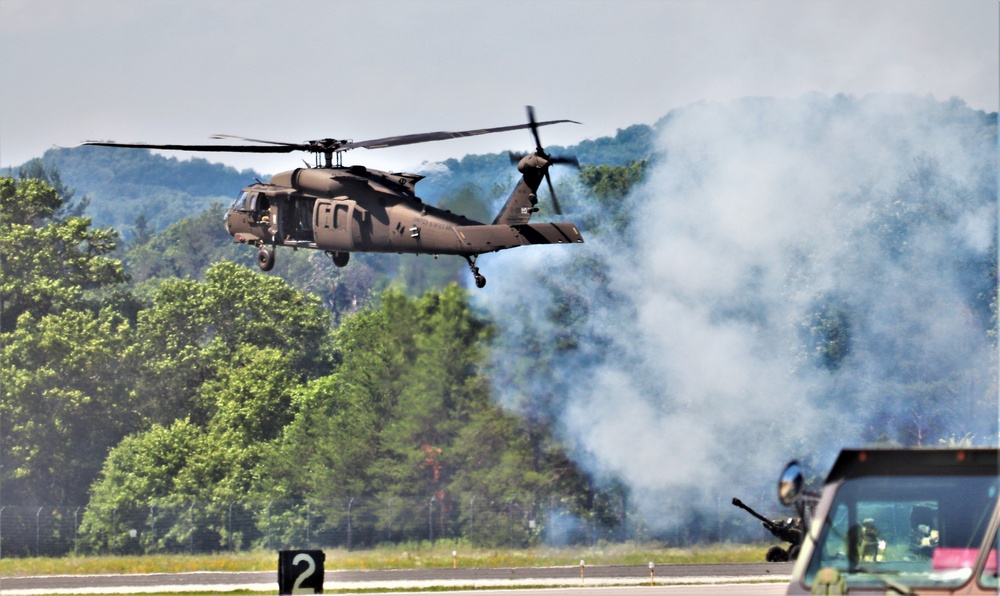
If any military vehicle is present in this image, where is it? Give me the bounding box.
[82,107,583,287]
[778,448,999,594]
[732,497,804,562]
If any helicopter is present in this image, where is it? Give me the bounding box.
[82,107,584,288]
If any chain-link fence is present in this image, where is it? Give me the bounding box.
[0,495,649,558]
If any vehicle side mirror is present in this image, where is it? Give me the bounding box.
[779,460,804,505]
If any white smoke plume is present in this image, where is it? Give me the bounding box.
[476,94,998,534]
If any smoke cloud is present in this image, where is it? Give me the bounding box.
[477,94,998,533]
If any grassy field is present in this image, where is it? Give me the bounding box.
[0,540,773,576]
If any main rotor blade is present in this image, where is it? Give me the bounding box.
[80,140,301,154]
[340,119,578,152]
[81,111,580,157]
[210,134,304,147]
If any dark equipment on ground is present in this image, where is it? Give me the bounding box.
[82,107,584,288]
[732,497,804,562]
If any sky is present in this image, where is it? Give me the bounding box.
[1,0,997,177]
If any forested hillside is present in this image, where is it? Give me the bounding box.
[24,145,261,236]
[1,95,996,556]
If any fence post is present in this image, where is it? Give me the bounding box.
[509,499,514,548]
[385,498,392,543]
[148,504,156,554]
[428,496,435,542]
[35,507,43,556]
[73,507,80,554]
[266,501,273,550]
[228,502,235,552]
[347,497,354,551]
[469,495,476,548]
[188,503,194,555]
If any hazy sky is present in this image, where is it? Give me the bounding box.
[2,0,997,176]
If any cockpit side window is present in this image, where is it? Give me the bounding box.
[232,190,249,211]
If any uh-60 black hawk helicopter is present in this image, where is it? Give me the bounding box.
[83,107,584,288]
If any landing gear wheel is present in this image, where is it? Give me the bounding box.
[332,251,350,268]
[257,246,275,271]
[765,546,789,562]
[465,255,487,289]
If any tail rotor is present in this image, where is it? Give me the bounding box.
[509,105,580,215]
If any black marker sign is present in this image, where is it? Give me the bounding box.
[278,550,325,594]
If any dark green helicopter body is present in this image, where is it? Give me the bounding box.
[86,107,583,287]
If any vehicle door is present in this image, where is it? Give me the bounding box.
[313,198,355,251]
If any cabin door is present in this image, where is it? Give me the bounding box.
[313,199,355,251]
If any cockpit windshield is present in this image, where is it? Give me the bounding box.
[805,474,999,591]
[232,190,250,211]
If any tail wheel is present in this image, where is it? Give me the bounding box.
[332,251,350,268]
[465,255,487,289]
[257,246,275,271]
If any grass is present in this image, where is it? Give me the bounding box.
[0,540,773,577]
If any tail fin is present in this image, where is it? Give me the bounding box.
[491,178,538,226]
[492,106,579,225]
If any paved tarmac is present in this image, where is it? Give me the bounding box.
[0,562,793,594]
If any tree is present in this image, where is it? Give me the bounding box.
[126,261,334,425]
[81,261,335,551]
[128,213,154,247]
[0,174,131,505]
[0,175,61,226]
[123,203,246,284]
[1,308,135,504]
[257,285,588,546]
[0,176,126,331]
[575,160,648,232]
[16,158,90,221]
[79,418,201,552]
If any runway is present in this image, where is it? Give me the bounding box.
[1,562,793,594]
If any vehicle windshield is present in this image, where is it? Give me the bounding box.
[805,474,999,591]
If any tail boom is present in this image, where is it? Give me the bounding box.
[455,222,584,253]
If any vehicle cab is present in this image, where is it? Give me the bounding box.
[783,448,999,594]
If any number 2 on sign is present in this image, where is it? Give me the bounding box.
[291,553,317,594]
